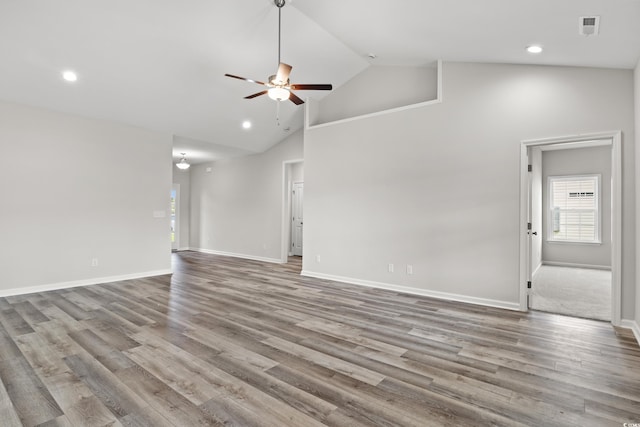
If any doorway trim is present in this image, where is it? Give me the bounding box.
[281,159,304,263]
[519,131,622,326]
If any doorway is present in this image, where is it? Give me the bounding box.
[291,181,304,256]
[281,159,304,264]
[519,132,622,325]
[171,184,180,251]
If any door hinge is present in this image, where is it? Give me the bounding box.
[528,164,532,172]
[527,281,532,289]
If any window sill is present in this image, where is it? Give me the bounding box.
[546,239,602,246]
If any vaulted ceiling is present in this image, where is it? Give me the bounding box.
[1,0,638,163]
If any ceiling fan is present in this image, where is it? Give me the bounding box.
[224,0,332,105]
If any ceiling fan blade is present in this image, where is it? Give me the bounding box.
[275,63,292,84]
[225,73,267,86]
[289,91,304,105]
[289,83,333,91]
[244,90,268,99]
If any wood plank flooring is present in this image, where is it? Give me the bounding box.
[1,251,639,426]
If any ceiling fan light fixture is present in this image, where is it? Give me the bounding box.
[176,153,190,170]
[268,87,290,101]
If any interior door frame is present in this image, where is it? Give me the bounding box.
[518,131,622,326]
[171,184,181,251]
[281,159,304,263]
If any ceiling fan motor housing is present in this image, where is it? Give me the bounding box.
[269,74,289,86]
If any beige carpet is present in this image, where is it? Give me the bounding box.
[530,265,611,321]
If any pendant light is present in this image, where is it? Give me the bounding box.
[176,153,190,170]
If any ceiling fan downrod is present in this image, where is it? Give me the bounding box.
[275,0,285,66]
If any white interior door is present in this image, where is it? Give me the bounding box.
[526,150,534,306]
[526,148,543,307]
[530,147,543,273]
[291,182,303,256]
[529,147,543,307]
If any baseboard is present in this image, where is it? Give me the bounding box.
[542,261,611,271]
[190,248,284,264]
[301,270,520,311]
[177,247,190,252]
[0,269,173,298]
[620,319,640,346]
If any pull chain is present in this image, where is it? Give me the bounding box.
[276,99,281,126]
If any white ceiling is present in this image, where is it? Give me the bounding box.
[1,0,638,164]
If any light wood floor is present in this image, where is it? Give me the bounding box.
[1,251,639,426]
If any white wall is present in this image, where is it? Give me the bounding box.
[0,100,173,295]
[314,65,439,125]
[541,146,612,268]
[304,62,635,316]
[291,162,304,183]
[173,165,191,250]
[189,130,303,262]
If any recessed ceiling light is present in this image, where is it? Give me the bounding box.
[526,45,543,54]
[242,120,251,129]
[62,70,78,82]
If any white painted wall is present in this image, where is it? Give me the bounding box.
[290,162,304,183]
[304,62,635,316]
[314,65,439,125]
[0,100,173,295]
[541,146,612,268]
[173,165,191,250]
[189,130,303,262]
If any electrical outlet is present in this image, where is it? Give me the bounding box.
[407,264,413,275]
[316,255,321,263]
[91,258,98,267]
[388,263,394,273]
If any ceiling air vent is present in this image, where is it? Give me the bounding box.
[579,16,600,36]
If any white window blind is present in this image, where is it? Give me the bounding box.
[548,175,600,243]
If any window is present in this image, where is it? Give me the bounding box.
[548,175,600,243]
